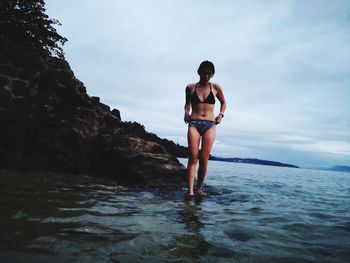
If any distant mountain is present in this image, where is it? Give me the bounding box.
[323,166,350,173]
[209,156,299,168]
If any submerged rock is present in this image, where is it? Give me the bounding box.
[0,41,186,185]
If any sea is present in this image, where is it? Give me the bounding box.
[0,158,349,263]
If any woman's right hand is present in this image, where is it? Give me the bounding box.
[184,112,190,124]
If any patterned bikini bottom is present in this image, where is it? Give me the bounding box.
[189,120,217,136]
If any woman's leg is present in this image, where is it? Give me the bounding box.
[196,125,216,193]
[187,125,200,195]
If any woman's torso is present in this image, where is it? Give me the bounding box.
[189,82,217,122]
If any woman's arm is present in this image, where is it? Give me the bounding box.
[214,84,227,123]
[184,85,192,123]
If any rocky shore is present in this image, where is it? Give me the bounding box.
[0,40,186,185]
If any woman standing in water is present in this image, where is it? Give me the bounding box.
[184,61,227,196]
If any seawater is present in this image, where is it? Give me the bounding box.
[0,159,349,263]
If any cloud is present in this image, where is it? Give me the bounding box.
[46,0,350,167]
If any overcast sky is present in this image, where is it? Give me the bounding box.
[45,0,350,168]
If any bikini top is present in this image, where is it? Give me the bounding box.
[191,83,216,105]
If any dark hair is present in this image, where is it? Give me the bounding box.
[197,60,215,75]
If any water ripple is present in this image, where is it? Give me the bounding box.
[1,163,350,262]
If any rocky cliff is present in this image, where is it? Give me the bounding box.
[0,40,186,185]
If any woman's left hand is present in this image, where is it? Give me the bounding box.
[215,115,222,124]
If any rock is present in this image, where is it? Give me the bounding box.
[111,108,121,120]
[91,96,100,104]
[12,79,30,96]
[99,102,110,111]
[12,97,33,111]
[104,114,121,131]
[18,68,39,80]
[0,64,18,77]
[0,87,12,101]
[76,84,86,94]
[0,41,185,186]
[0,76,9,86]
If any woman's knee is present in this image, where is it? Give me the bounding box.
[188,154,198,164]
[199,155,209,166]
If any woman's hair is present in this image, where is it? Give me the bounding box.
[197,60,215,75]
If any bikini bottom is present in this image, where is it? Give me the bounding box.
[189,120,216,136]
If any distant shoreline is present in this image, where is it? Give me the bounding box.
[313,165,350,173]
[209,156,299,168]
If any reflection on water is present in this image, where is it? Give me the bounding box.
[0,160,350,262]
[173,197,210,258]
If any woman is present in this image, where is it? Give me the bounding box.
[184,61,227,196]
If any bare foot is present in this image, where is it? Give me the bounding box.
[195,189,209,196]
[184,193,194,201]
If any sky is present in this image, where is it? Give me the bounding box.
[45,0,350,168]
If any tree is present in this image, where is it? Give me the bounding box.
[0,0,67,58]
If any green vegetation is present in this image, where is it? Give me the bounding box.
[0,0,67,57]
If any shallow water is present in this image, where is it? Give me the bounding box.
[0,159,349,262]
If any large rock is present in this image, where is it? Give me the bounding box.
[0,41,186,186]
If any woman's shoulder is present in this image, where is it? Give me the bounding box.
[212,82,223,92]
[186,83,197,90]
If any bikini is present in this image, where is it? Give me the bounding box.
[189,83,216,135]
